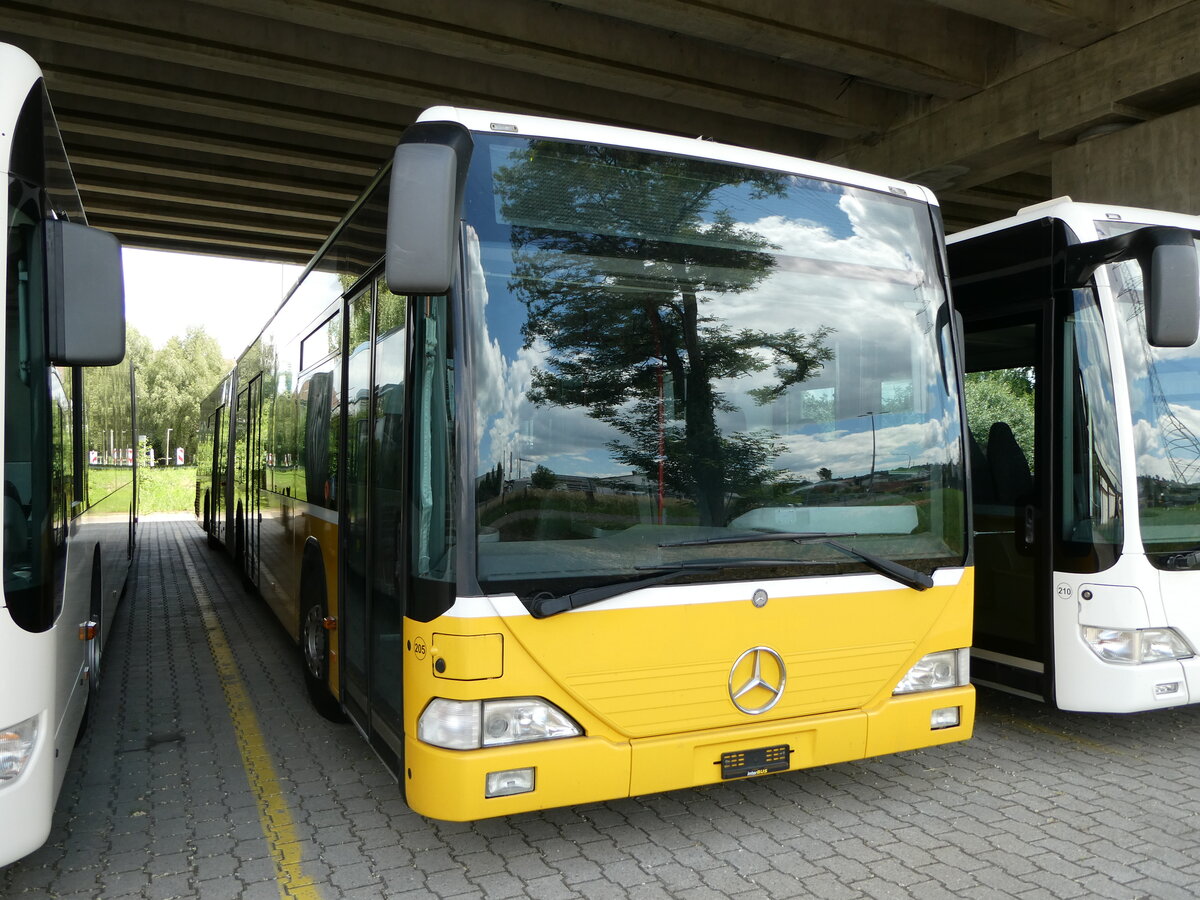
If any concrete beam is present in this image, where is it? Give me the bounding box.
[195,0,906,134]
[89,218,316,263]
[828,3,1200,192]
[553,0,995,98]
[1051,106,1200,214]
[924,0,1117,45]
[73,176,347,225]
[84,198,332,244]
[40,65,401,147]
[10,0,894,141]
[56,111,383,179]
[927,0,1187,46]
[67,147,362,204]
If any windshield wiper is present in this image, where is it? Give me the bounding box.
[528,562,724,618]
[659,531,855,548]
[659,531,933,592]
[530,556,885,618]
[527,536,934,618]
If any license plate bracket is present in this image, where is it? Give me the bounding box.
[719,744,791,779]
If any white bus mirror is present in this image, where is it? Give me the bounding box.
[385,121,473,295]
[43,219,126,365]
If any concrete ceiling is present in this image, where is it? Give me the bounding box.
[4,0,1200,264]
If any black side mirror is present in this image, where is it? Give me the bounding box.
[43,219,125,365]
[1064,225,1199,348]
[385,121,474,296]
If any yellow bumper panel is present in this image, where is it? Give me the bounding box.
[404,733,630,821]
[404,685,974,821]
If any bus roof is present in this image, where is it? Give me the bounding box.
[950,195,1200,245]
[418,106,939,208]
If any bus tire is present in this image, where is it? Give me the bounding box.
[77,550,103,745]
[86,550,103,693]
[234,502,245,565]
[299,551,344,722]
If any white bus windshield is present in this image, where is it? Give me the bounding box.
[1103,222,1200,557]
[462,135,965,597]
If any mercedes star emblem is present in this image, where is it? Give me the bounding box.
[728,646,786,715]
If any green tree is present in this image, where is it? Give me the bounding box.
[963,369,1035,465]
[135,326,231,462]
[530,464,557,490]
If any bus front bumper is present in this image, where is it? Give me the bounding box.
[403,686,974,821]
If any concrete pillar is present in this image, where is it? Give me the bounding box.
[1052,105,1200,215]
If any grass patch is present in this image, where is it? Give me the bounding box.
[139,465,197,514]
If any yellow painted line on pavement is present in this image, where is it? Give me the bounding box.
[182,546,322,900]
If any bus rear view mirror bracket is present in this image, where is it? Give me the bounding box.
[43,219,125,365]
[385,120,474,295]
[1064,224,1199,348]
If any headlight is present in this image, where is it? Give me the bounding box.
[894,649,969,695]
[416,699,480,749]
[1082,626,1193,664]
[418,698,581,749]
[0,716,38,784]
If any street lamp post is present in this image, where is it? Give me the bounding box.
[857,411,876,491]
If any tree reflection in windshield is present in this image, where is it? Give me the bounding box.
[495,142,835,527]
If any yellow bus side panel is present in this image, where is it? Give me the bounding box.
[259,504,341,692]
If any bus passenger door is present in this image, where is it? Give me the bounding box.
[962,313,1052,700]
[212,404,226,544]
[340,278,407,772]
[342,286,372,721]
[243,374,262,588]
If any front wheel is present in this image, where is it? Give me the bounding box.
[299,581,344,722]
[87,554,103,692]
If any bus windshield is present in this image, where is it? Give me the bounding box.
[463,134,965,599]
[1103,223,1200,557]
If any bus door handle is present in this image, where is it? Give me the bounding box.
[1022,504,1036,547]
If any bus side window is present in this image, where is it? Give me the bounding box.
[411,295,455,590]
[4,173,55,632]
[1059,288,1122,564]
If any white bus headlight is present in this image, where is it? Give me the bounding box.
[418,698,581,749]
[1082,627,1193,664]
[0,716,38,784]
[894,649,970,694]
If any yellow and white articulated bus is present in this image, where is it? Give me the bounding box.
[950,198,1200,713]
[0,43,134,866]
[199,107,974,820]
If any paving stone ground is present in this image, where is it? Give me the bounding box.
[5,517,1200,899]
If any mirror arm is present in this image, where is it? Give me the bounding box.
[1062,225,1197,289]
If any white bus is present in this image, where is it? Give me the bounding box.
[1,43,133,867]
[949,197,1200,712]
